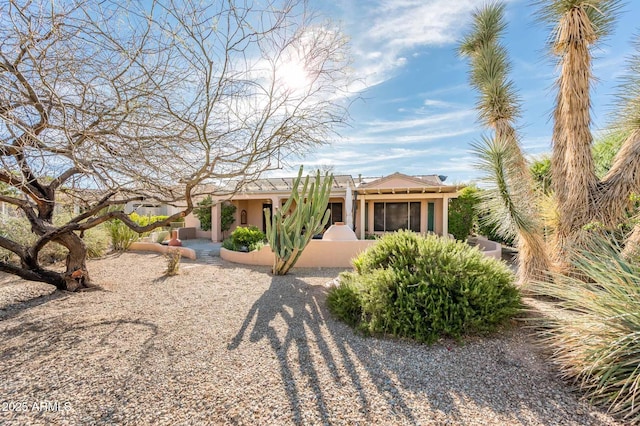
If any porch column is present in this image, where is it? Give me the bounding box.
[211,201,222,242]
[359,194,366,239]
[271,196,280,210]
[442,196,449,237]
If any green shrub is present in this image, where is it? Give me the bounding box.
[83,225,111,258]
[448,186,479,240]
[1,215,109,262]
[326,280,362,327]
[106,220,139,251]
[221,237,238,251]
[531,238,640,424]
[194,196,213,231]
[328,230,520,344]
[228,226,265,252]
[154,230,170,243]
[129,212,170,227]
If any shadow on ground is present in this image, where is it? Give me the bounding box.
[226,270,600,425]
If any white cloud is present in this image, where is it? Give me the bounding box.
[339,0,486,91]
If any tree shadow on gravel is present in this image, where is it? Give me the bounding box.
[228,272,340,424]
[227,271,613,426]
[227,271,422,424]
[0,290,69,322]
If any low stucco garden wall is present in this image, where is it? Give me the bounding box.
[129,242,197,260]
[473,236,502,260]
[221,240,375,268]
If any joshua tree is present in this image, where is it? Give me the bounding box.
[459,3,550,284]
[461,0,640,282]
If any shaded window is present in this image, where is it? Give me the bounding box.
[373,202,421,232]
[410,202,421,232]
[374,203,385,231]
[327,202,343,225]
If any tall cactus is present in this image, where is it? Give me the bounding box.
[264,166,332,275]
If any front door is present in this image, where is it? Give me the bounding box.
[427,202,435,232]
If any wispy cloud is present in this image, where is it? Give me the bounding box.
[336,0,486,91]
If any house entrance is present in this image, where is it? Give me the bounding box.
[262,203,271,233]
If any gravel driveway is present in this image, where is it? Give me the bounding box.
[0,253,618,425]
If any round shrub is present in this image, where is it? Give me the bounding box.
[328,230,520,344]
[224,225,266,252]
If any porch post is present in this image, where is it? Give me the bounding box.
[271,196,280,210]
[442,196,449,237]
[211,200,222,242]
[359,194,366,240]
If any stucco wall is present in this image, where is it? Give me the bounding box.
[221,239,376,268]
[129,242,197,260]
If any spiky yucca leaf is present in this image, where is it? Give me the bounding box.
[459,2,507,58]
[536,0,623,48]
[531,237,640,423]
[472,136,534,240]
[597,39,640,229]
[472,136,550,284]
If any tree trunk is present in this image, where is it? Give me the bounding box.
[55,232,91,291]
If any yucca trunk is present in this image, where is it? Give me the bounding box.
[550,6,598,259]
[460,3,550,285]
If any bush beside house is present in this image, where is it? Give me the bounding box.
[222,226,266,252]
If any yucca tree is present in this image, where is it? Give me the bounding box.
[459,3,551,284]
[541,0,623,258]
[462,0,640,283]
[600,37,640,256]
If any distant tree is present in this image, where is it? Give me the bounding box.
[0,0,350,290]
[448,186,480,240]
[530,157,552,195]
[194,196,213,232]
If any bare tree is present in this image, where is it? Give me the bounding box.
[0,0,351,290]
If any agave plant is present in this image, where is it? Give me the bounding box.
[531,236,640,423]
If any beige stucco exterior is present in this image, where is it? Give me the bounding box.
[221,239,375,268]
[206,172,461,242]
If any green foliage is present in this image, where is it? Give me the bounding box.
[106,220,139,251]
[223,226,265,252]
[1,215,110,263]
[220,202,237,236]
[154,230,170,243]
[593,130,626,178]
[326,280,363,328]
[448,186,480,240]
[328,231,520,344]
[83,225,111,258]
[129,212,170,227]
[194,196,213,231]
[107,212,172,251]
[531,237,640,423]
[530,156,552,194]
[265,166,332,275]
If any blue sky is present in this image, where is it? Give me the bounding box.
[290,0,639,184]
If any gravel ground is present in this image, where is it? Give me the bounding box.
[0,253,618,425]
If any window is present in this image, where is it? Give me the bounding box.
[374,202,421,232]
[327,202,343,225]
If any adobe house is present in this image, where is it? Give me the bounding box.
[202,172,461,242]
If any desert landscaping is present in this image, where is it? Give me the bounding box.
[0,253,619,425]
